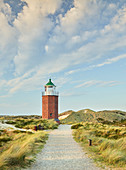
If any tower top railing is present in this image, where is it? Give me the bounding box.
[42,91,59,96]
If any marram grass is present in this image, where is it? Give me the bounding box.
[72,122,126,169]
[0,131,48,169]
[6,118,58,130]
[0,118,58,169]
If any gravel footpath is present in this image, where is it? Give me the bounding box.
[26,125,101,170]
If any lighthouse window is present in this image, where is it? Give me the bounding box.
[50,113,52,117]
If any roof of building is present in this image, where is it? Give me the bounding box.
[45,79,56,87]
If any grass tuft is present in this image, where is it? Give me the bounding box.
[0,130,48,169]
[72,122,126,168]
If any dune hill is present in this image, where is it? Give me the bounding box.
[60,109,126,124]
[59,110,74,116]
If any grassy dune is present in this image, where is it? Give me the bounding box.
[59,110,74,117]
[0,130,48,169]
[6,118,59,130]
[72,121,126,169]
[61,109,126,168]
[0,118,58,169]
[0,115,42,120]
[60,109,126,124]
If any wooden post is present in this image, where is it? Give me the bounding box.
[89,139,92,146]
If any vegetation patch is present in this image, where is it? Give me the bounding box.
[72,121,126,169]
[71,123,83,129]
[60,109,126,124]
[0,129,48,169]
[6,118,59,130]
[0,117,59,169]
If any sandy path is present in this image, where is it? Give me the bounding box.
[0,121,32,132]
[26,125,101,170]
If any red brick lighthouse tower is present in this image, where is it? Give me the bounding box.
[42,79,59,122]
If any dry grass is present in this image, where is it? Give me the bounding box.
[72,122,126,169]
[60,109,126,124]
[0,130,48,169]
[0,117,58,169]
[6,118,58,130]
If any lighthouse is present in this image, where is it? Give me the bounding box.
[42,79,59,122]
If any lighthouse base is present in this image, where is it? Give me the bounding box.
[42,95,58,119]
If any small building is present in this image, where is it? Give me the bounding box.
[42,79,59,123]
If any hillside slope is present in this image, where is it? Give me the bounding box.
[60,109,126,124]
[58,110,75,120]
[59,110,74,116]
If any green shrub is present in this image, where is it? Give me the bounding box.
[0,136,12,142]
[71,123,83,129]
[6,121,15,124]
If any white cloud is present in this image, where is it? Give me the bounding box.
[0,0,126,96]
[0,95,10,98]
[101,6,126,34]
[0,0,17,75]
[7,63,70,94]
[76,80,97,88]
[13,0,62,75]
[65,69,81,75]
[46,3,126,75]
[59,0,100,35]
[64,53,126,75]
[0,80,7,88]
[90,54,126,69]
[75,80,120,88]
[5,52,125,94]
[45,45,49,52]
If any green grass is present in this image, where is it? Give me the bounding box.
[0,117,59,169]
[72,122,126,169]
[0,130,48,169]
[58,110,74,116]
[6,118,58,130]
[0,115,42,120]
[60,109,126,124]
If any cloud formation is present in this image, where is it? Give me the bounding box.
[75,80,120,88]
[13,0,62,74]
[0,0,126,95]
[0,0,17,75]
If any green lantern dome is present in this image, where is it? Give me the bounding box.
[45,79,56,87]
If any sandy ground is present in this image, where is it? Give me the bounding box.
[0,121,32,132]
[59,114,70,120]
[0,121,21,130]
[26,125,101,170]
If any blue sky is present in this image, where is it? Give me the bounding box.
[0,0,126,115]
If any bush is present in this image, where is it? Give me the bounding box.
[6,121,15,125]
[71,123,83,129]
[0,136,12,142]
